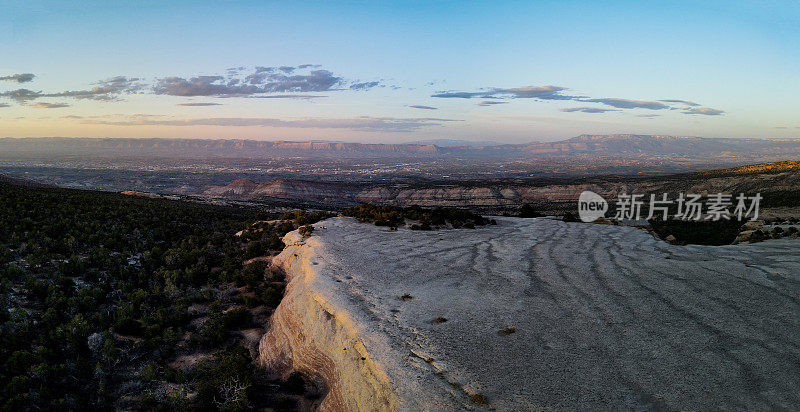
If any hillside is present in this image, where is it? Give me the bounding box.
[0,182,331,410]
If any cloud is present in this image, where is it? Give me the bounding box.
[430,85,722,115]
[79,116,458,132]
[60,115,83,119]
[583,98,669,110]
[409,105,438,110]
[0,77,144,104]
[0,73,35,83]
[0,103,9,108]
[431,91,484,98]
[155,66,365,97]
[45,77,144,101]
[659,99,699,107]
[432,85,575,100]
[636,114,660,118]
[177,102,222,106]
[246,94,325,99]
[682,107,725,116]
[0,88,43,103]
[253,69,344,91]
[31,102,70,108]
[155,75,259,96]
[350,81,380,91]
[477,101,508,106]
[560,107,621,113]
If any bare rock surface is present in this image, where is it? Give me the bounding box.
[261,217,800,411]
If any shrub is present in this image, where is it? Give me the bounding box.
[563,212,578,222]
[245,241,266,259]
[343,204,489,229]
[238,260,267,287]
[193,347,256,410]
[469,392,489,405]
[519,204,542,218]
[649,219,744,246]
[298,225,314,237]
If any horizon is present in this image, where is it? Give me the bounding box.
[2,1,799,143]
[4,133,800,146]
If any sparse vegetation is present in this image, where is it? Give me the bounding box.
[470,392,489,405]
[498,326,516,336]
[298,224,314,237]
[343,203,491,230]
[0,182,328,410]
[519,203,542,218]
[563,211,578,222]
[649,219,744,246]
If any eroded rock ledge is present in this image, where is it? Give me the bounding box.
[258,217,800,411]
[258,231,399,411]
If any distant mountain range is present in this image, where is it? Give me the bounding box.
[406,139,502,147]
[3,134,800,160]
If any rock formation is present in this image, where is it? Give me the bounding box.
[259,217,800,410]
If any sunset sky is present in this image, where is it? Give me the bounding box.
[1,0,798,143]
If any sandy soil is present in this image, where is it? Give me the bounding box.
[286,217,800,410]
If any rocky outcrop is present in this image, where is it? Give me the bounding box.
[258,232,399,411]
[258,217,800,410]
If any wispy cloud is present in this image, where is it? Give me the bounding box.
[176,102,222,106]
[350,81,380,90]
[155,66,381,97]
[431,84,721,116]
[682,107,725,116]
[45,76,145,101]
[2,68,726,121]
[560,107,620,113]
[432,85,575,100]
[477,101,508,106]
[0,73,35,83]
[78,115,459,132]
[0,89,43,103]
[0,77,143,104]
[31,102,70,108]
[0,67,377,107]
[583,98,669,110]
[245,94,325,99]
[659,99,699,107]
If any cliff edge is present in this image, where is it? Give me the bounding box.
[259,217,800,410]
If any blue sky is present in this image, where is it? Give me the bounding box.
[1,0,798,143]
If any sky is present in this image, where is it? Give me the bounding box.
[1,0,799,143]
